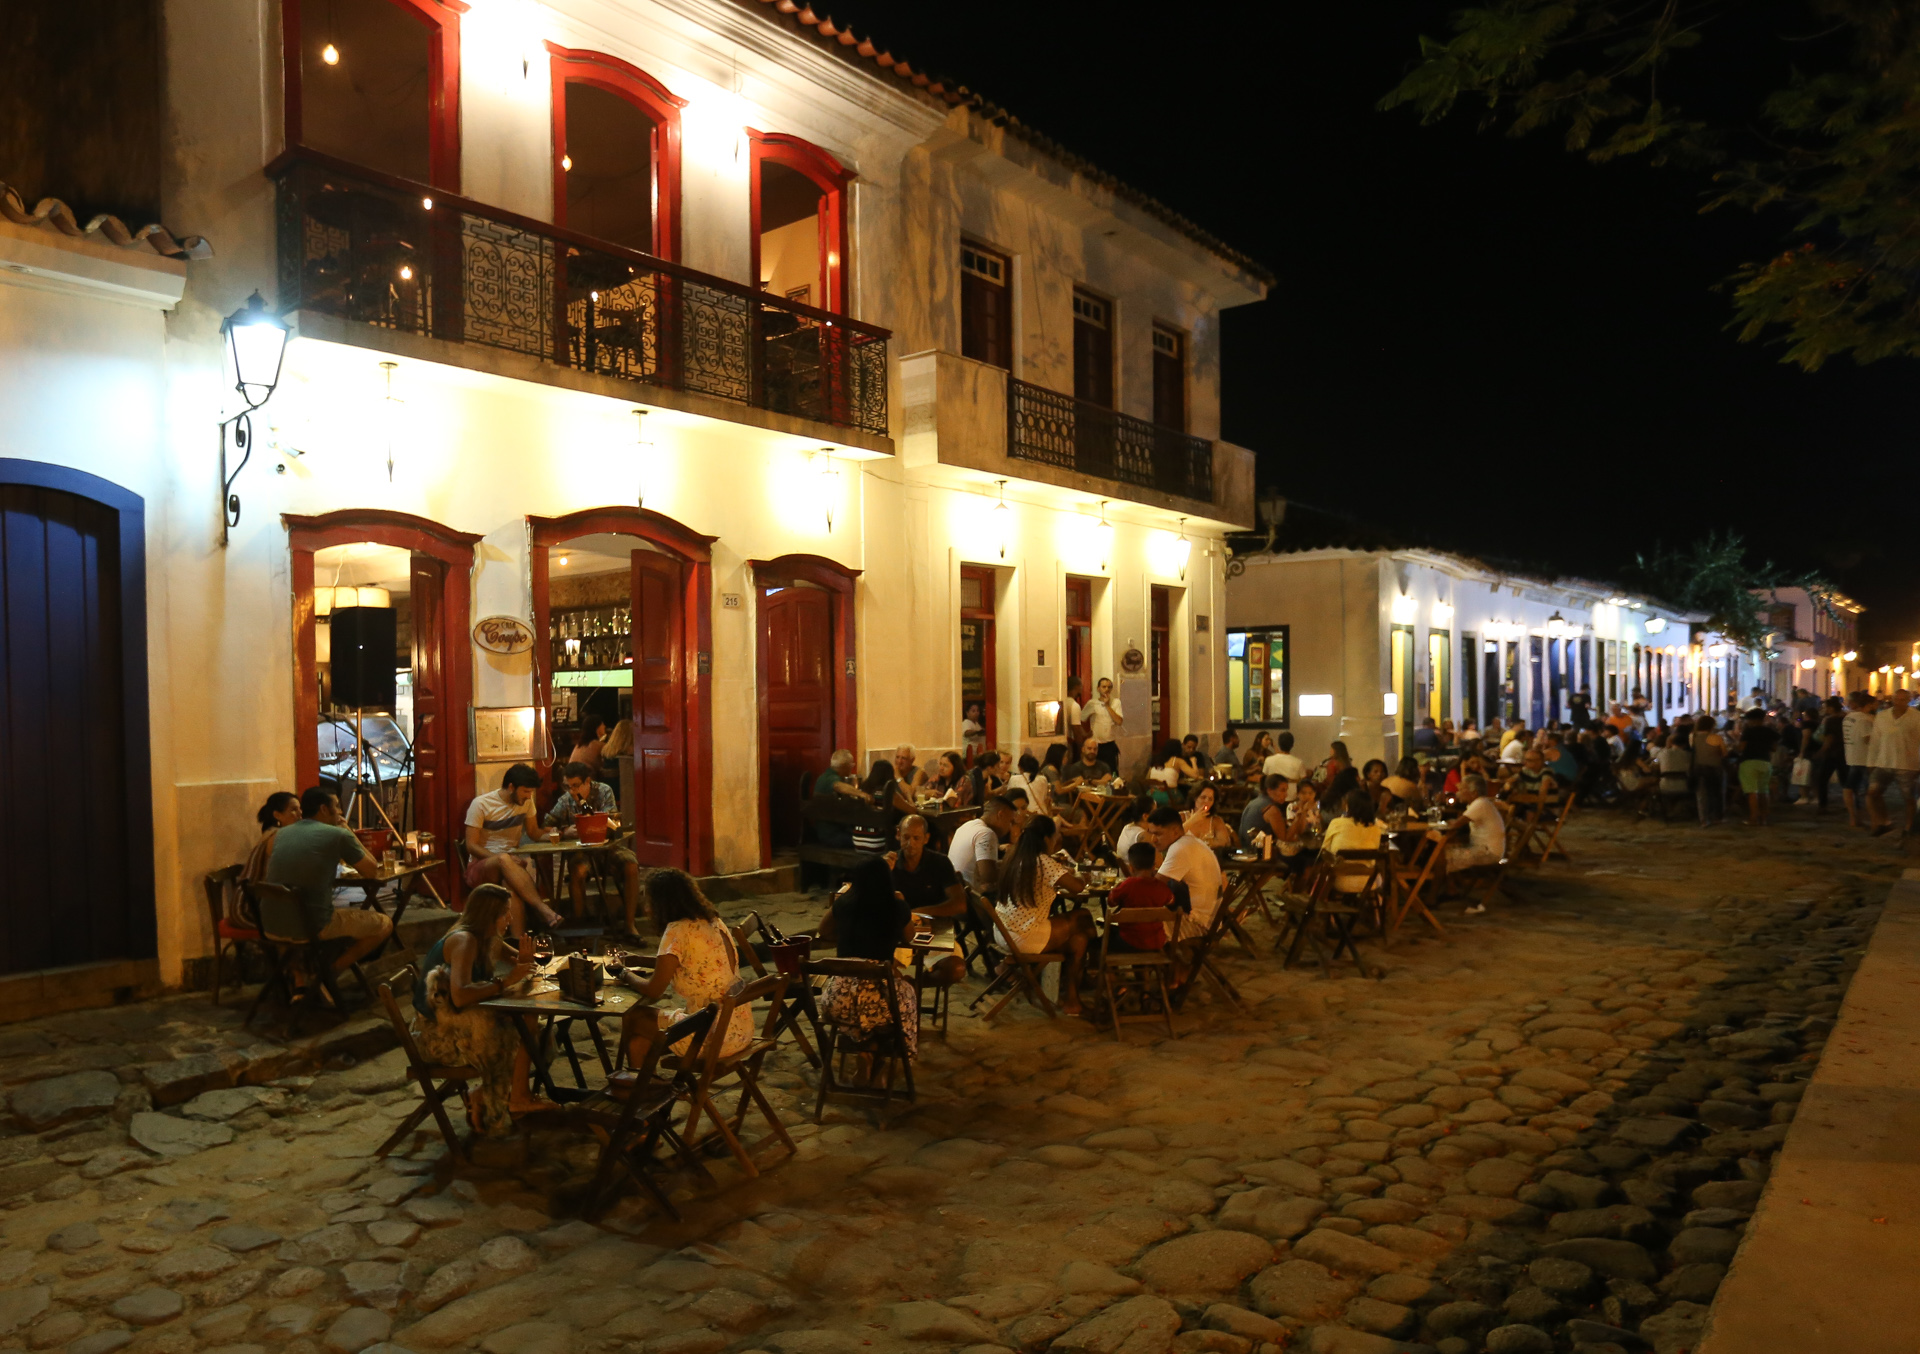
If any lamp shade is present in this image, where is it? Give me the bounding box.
[221,292,289,409]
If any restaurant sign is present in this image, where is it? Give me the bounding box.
[472,615,535,655]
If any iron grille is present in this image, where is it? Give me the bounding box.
[1007,377,1213,502]
[272,151,889,439]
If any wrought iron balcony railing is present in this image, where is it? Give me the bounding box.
[270,149,889,439]
[1007,377,1213,502]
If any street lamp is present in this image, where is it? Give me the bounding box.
[218,291,289,546]
[1546,611,1567,639]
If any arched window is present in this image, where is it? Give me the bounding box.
[749,131,853,314]
[547,45,685,260]
[283,0,463,190]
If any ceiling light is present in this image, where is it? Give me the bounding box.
[321,43,339,65]
[1174,518,1191,581]
[993,480,1011,560]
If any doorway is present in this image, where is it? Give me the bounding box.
[754,554,858,864]
[960,565,997,755]
[1065,575,1093,708]
[0,463,153,974]
[1150,585,1172,748]
[289,510,476,905]
[530,508,714,876]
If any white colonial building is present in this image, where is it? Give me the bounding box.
[0,0,1265,1005]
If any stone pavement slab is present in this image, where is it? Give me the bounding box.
[1697,866,1920,1354]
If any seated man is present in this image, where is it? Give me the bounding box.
[948,795,1017,893]
[264,787,393,980]
[893,744,927,793]
[1411,719,1442,755]
[1148,806,1222,942]
[1213,730,1242,775]
[1059,737,1115,790]
[1444,773,1507,876]
[812,749,874,849]
[543,761,642,934]
[464,764,564,933]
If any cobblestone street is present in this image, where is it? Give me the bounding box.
[0,809,1904,1354]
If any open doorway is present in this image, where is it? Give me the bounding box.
[290,511,477,906]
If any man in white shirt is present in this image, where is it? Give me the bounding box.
[1262,730,1308,795]
[463,763,563,931]
[1087,677,1125,771]
[1867,687,1920,837]
[1842,690,1879,827]
[1148,806,1221,941]
[1444,774,1507,871]
[1063,676,1088,746]
[948,795,1017,892]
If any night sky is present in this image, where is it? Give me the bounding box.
[818,1,1918,639]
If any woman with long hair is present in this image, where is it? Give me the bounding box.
[1007,751,1052,814]
[1322,766,1362,818]
[408,883,547,1135]
[995,816,1096,1016]
[1242,731,1276,780]
[812,858,961,1059]
[610,869,755,1065]
[242,791,301,881]
[1183,783,1238,851]
[1148,740,1200,806]
[863,758,914,817]
[1316,741,1353,784]
[926,750,971,807]
[1321,789,1384,893]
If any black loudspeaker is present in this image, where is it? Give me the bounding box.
[329,606,397,710]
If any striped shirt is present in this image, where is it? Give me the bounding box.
[466,788,535,855]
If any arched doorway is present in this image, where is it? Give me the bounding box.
[0,460,154,973]
[286,510,478,904]
[529,508,714,876]
[752,555,858,865]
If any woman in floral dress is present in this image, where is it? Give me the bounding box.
[610,869,755,1063]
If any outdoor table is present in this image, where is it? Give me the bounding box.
[477,970,644,1101]
[924,805,981,851]
[511,832,632,932]
[1218,854,1289,949]
[897,933,961,1034]
[1075,788,1134,856]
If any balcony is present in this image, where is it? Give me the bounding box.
[899,351,1253,527]
[270,149,889,444]
[1007,377,1212,501]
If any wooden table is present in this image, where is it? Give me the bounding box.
[1219,854,1289,950]
[898,934,961,1034]
[477,973,645,1101]
[1075,788,1134,856]
[511,834,633,932]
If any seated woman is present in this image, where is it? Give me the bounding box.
[1320,790,1385,894]
[1380,757,1427,816]
[925,751,971,808]
[1279,780,1323,869]
[1037,742,1072,793]
[813,858,964,1059]
[969,750,1010,807]
[995,816,1097,1016]
[1148,740,1201,806]
[610,870,756,1068]
[1315,740,1353,786]
[1359,758,1390,812]
[863,758,915,817]
[1242,731,1276,782]
[1321,766,1362,819]
[1443,754,1492,798]
[1182,784,1238,851]
[409,883,551,1135]
[1006,752,1051,814]
[243,791,301,881]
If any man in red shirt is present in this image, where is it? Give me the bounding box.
[1107,842,1176,950]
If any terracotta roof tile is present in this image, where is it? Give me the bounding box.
[1,180,212,260]
[727,0,1274,288]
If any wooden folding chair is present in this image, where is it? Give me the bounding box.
[1167,899,1244,1012]
[575,1005,719,1221]
[969,899,1066,1021]
[1275,864,1371,978]
[1387,822,1462,943]
[1331,848,1394,938]
[242,881,370,1030]
[665,972,796,1178]
[951,889,1001,978]
[203,865,259,1006]
[374,969,477,1161]
[1095,907,1178,1040]
[806,957,917,1119]
[1529,792,1578,865]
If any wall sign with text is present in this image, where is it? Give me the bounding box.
[472,615,535,655]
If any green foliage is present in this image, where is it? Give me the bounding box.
[1381,1,1920,369]
[1622,530,1830,650]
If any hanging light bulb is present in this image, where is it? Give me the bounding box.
[1095,501,1114,573]
[815,447,839,532]
[1174,517,1191,581]
[992,479,1011,560]
[633,408,652,509]
[561,154,573,171]
[379,360,401,483]
[321,42,340,65]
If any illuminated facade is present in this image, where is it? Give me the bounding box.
[0,0,1263,992]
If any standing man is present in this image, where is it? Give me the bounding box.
[1867,686,1920,838]
[1063,677,1089,748]
[265,787,393,975]
[464,764,564,932]
[1734,709,1777,828]
[1088,676,1125,775]
[1842,690,1878,828]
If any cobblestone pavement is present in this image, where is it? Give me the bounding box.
[0,807,1906,1354]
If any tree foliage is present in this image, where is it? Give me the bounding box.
[1381,1,1920,370]
[1621,530,1830,650]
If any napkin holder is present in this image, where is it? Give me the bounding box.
[558,953,602,1005]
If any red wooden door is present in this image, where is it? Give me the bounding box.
[763,586,834,850]
[1065,576,1092,703]
[630,549,687,866]
[1151,585,1171,749]
[961,566,997,752]
[406,552,453,899]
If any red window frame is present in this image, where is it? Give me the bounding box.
[281,0,466,192]
[747,130,854,315]
[546,43,686,261]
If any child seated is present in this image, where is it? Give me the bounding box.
[1106,841,1177,950]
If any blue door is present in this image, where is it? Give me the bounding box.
[1529,636,1546,728]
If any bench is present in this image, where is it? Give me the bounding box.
[798,794,891,889]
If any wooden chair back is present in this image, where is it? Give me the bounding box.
[1098,907,1179,960]
[377,967,432,1068]
[203,865,244,936]
[244,880,315,943]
